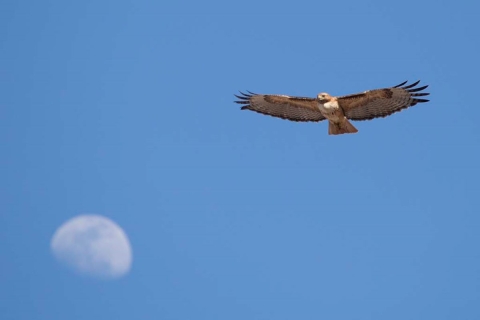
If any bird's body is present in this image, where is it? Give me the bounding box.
[234,80,430,135]
[316,93,359,134]
[317,98,340,120]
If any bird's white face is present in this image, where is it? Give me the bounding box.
[317,93,331,103]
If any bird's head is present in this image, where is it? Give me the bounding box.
[317,93,332,103]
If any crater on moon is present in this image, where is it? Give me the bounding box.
[51,214,133,279]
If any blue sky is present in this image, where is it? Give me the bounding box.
[1,1,480,319]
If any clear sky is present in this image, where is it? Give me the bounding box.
[1,1,479,319]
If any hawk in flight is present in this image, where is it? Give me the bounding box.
[234,80,430,135]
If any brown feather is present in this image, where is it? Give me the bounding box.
[234,92,326,122]
[338,81,430,121]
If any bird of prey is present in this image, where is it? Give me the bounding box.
[234,80,430,135]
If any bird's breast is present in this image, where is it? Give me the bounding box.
[317,101,342,120]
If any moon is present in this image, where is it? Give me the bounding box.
[51,214,133,279]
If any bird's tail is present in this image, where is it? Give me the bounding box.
[328,118,358,135]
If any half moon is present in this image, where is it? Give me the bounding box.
[51,214,133,279]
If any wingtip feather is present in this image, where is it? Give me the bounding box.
[408,85,429,92]
[393,80,408,88]
[401,80,421,89]
[414,98,430,103]
[234,90,256,104]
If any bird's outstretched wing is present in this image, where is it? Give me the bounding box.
[338,80,430,121]
[234,91,326,122]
